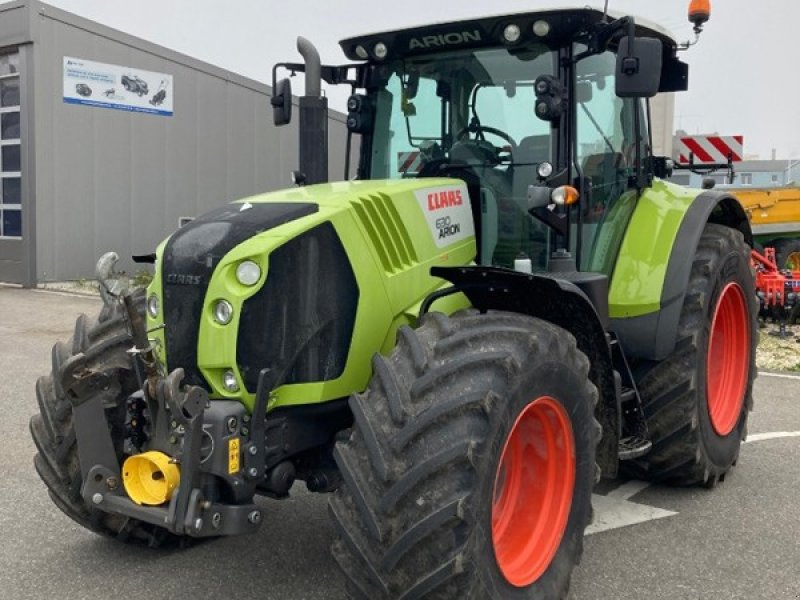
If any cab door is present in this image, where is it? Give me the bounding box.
[572,50,650,275]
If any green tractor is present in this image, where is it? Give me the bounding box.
[31,4,756,599]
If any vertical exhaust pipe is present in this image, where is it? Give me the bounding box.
[297,37,328,185]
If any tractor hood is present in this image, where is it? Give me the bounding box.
[147,178,477,409]
[160,202,320,389]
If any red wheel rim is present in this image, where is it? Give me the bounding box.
[706,282,750,436]
[491,396,575,587]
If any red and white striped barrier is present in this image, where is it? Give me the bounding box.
[397,151,423,174]
[677,135,743,165]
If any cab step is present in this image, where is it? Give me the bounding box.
[617,435,652,460]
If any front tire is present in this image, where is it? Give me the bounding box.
[329,311,600,599]
[30,292,183,546]
[627,224,757,486]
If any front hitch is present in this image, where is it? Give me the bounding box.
[64,282,270,537]
[70,364,264,537]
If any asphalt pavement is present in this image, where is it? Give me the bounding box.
[1,285,798,600]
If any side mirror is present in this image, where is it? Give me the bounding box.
[271,77,292,126]
[615,37,662,98]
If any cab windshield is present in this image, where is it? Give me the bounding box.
[369,45,557,268]
[370,45,555,179]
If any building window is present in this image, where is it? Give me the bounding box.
[739,173,752,185]
[0,50,21,239]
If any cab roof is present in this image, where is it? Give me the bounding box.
[339,7,679,62]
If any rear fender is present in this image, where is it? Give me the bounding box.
[610,183,752,361]
[430,266,619,478]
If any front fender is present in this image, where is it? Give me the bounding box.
[610,180,752,360]
[430,265,620,478]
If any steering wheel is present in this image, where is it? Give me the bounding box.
[456,125,518,153]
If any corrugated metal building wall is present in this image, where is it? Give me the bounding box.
[0,0,351,285]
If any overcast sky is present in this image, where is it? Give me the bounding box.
[39,0,800,161]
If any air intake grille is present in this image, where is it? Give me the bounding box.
[236,222,359,393]
[160,202,318,389]
[351,193,418,273]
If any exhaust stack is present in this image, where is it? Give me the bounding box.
[297,36,328,185]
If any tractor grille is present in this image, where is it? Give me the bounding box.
[237,222,359,393]
[351,193,417,273]
[160,202,318,389]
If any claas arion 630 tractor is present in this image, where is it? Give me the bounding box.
[31,3,756,598]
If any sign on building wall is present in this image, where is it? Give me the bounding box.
[63,57,173,116]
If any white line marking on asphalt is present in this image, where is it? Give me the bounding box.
[586,486,676,536]
[744,431,800,443]
[588,431,800,535]
[758,372,800,381]
[604,480,650,501]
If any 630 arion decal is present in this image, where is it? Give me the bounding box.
[414,184,475,248]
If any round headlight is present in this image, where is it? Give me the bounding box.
[222,370,239,393]
[533,20,551,37]
[537,161,554,178]
[503,24,521,43]
[374,42,388,60]
[146,294,159,318]
[236,260,261,286]
[213,300,234,325]
[355,45,369,60]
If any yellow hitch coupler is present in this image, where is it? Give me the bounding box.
[122,451,180,506]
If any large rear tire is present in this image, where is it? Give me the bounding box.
[626,224,757,486]
[30,291,183,546]
[329,310,600,600]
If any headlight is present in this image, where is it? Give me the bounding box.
[537,161,554,179]
[503,24,521,43]
[236,260,261,286]
[146,294,159,318]
[213,300,234,325]
[532,20,551,37]
[222,370,239,392]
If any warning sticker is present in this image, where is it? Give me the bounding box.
[228,438,240,474]
[413,183,475,248]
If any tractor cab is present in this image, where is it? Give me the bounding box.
[274,8,688,276]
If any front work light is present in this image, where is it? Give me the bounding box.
[213,299,234,325]
[222,370,239,393]
[503,24,521,43]
[236,261,261,286]
[532,20,551,37]
[537,162,554,179]
[146,293,160,318]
